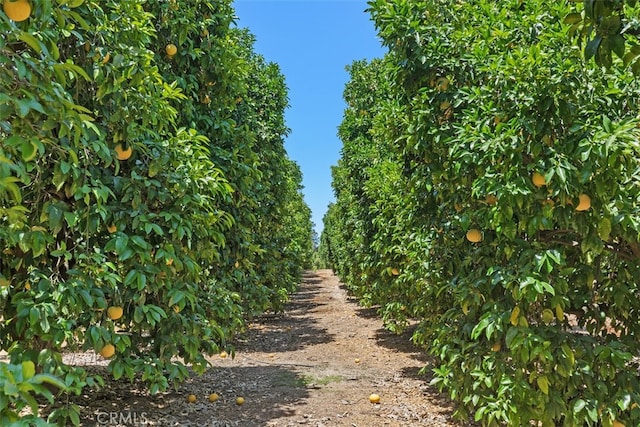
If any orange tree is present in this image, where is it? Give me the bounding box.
[148,2,314,318]
[1,0,312,424]
[323,57,418,330]
[1,0,235,419]
[228,31,314,312]
[323,0,640,425]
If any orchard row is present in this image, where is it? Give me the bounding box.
[0,0,313,424]
[321,1,640,426]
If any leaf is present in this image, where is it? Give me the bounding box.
[32,373,67,391]
[598,217,612,241]
[610,34,625,58]
[21,361,35,379]
[564,13,582,24]
[585,36,602,61]
[20,139,38,162]
[537,376,550,395]
[600,15,621,36]
[17,32,42,55]
[112,361,124,380]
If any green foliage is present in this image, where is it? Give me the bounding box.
[322,0,640,425]
[0,361,67,426]
[1,0,312,423]
[566,0,640,74]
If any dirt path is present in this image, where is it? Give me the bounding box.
[70,270,465,426]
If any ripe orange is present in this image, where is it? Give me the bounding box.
[532,172,546,187]
[391,267,400,276]
[219,351,228,358]
[369,394,381,404]
[3,0,31,22]
[115,143,132,160]
[208,393,219,402]
[165,43,177,56]
[107,224,117,233]
[466,229,483,243]
[575,193,591,211]
[187,394,196,403]
[107,306,123,320]
[99,344,116,358]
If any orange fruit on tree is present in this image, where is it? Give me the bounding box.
[532,172,546,187]
[99,344,115,358]
[3,0,32,22]
[466,229,483,243]
[107,224,117,233]
[107,306,123,320]
[575,193,591,211]
[114,143,132,160]
[391,267,400,276]
[491,342,501,352]
[165,43,177,56]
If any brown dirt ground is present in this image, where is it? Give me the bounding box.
[53,269,472,426]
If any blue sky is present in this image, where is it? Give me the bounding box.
[232,0,385,235]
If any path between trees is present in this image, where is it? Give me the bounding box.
[71,269,466,426]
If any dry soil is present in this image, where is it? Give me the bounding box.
[61,269,471,426]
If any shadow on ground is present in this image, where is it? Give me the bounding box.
[237,273,336,354]
[64,364,311,426]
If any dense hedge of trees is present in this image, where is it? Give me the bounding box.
[322,1,640,425]
[0,0,313,424]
